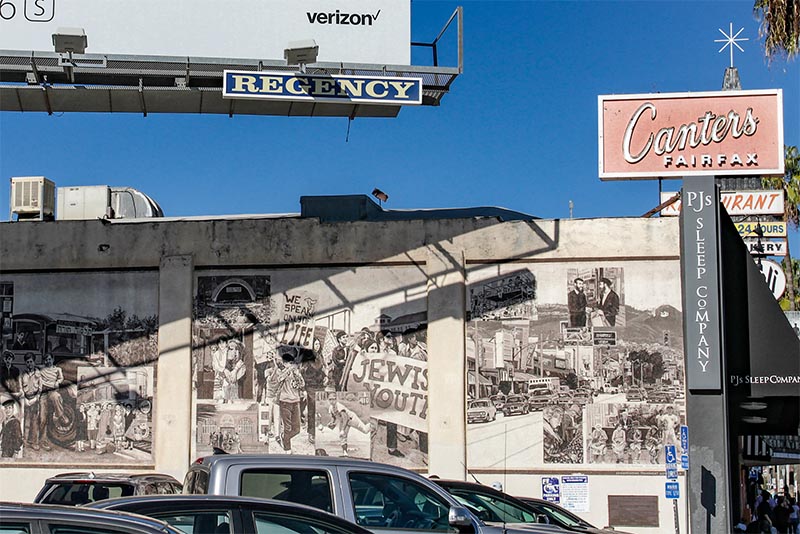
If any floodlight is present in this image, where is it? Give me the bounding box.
[52,27,87,54]
[284,39,318,67]
[371,188,389,203]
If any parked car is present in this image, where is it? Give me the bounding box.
[646,388,672,404]
[624,388,647,403]
[502,394,530,416]
[527,389,556,411]
[572,388,594,405]
[432,479,564,532]
[35,472,183,506]
[87,494,373,534]
[0,502,183,534]
[183,453,560,534]
[516,495,634,534]
[468,398,498,423]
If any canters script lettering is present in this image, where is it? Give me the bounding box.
[622,102,759,164]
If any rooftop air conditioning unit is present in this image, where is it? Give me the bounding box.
[10,176,56,221]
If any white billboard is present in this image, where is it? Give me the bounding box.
[0,0,410,65]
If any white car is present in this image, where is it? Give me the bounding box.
[468,399,497,423]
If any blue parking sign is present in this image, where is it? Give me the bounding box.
[541,477,560,503]
[681,454,689,470]
[666,467,678,480]
[665,444,677,465]
[680,426,689,452]
[666,482,680,499]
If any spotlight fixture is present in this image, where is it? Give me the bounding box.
[372,188,389,203]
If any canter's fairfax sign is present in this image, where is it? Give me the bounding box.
[598,90,784,179]
[223,71,423,105]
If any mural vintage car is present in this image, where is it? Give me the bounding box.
[624,388,647,402]
[467,399,497,424]
[527,389,556,411]
[501,395,530,416]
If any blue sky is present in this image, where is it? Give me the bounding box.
[1,0,798,250]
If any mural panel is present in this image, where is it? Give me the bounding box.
[192,267,429,468]
[0,273,158,465]
[466,263,684,470]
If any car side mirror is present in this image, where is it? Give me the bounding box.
[536,514,550,524]
[448,506,475,533]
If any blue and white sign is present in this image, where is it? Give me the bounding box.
[541,477,560,504]
[666,467,678,480]
[680,425,689,452]
[561,475,590,513]
[666,482,680,499]
[665,444,677,465]
[681,454,689,470]
[223,71,423,105]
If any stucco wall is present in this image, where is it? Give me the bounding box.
[0,215,686,532]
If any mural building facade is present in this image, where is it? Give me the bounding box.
[0,213,688,529]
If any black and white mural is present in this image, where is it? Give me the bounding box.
[192,268,429,468]
[466,263,684,469]
[0,273,158,465]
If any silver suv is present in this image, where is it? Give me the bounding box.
[183,454,566,534]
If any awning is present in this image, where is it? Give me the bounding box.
[740,435,800,464]
[468,372,492,386]
[511,372,538,382]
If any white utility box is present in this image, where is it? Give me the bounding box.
[10,176,56,220]
[57,185,111,220]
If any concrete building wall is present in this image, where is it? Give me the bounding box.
[0,215,687,532]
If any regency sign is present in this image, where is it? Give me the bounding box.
[223,71,422,105]
[598,90,784,179]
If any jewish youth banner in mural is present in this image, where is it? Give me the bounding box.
[192,267,429,468]
[465,263,684,470]
[0,272,159,466]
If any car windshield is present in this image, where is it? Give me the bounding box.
[446,489,537,524]
[40,482,135,505]
[523,500,593,528]
[470,401,490,408]
[507,396,524,403]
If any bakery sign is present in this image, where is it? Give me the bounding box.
[598,89,784,179]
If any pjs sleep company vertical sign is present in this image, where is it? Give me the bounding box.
[680,177,722,390]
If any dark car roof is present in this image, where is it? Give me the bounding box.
[0,502,182,534]
[45,472,181,483]
[86,494,373,533]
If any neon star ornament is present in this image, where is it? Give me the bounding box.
[715,22,748,68]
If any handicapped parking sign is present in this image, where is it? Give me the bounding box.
[665,444,677,465]
[680,425,689,452]
[541,477,560,504]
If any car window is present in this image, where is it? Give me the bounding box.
[151,511,231,534]
[40,483,133,505]
[185,470,208,495]
[532,501,590,528]
[48,526,134,534]
[240,469,333,513]
[253,512,353,534]
[348,472,450,531]
[446,489,536,524]
[0,523,31,534]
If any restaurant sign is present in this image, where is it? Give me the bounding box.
[659,190,784,217]
[598,90,784,179]
[223,71,422,105]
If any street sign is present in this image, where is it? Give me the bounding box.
[666,467,678,480]
[758,259,787,299]
[680,426,689,452]
[665,445,677,465]
[593,330,617,346]
[666,482,680,500]
[541,477,560,504]
[681,454,689,470]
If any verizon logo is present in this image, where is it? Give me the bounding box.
[306,9,381,26]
